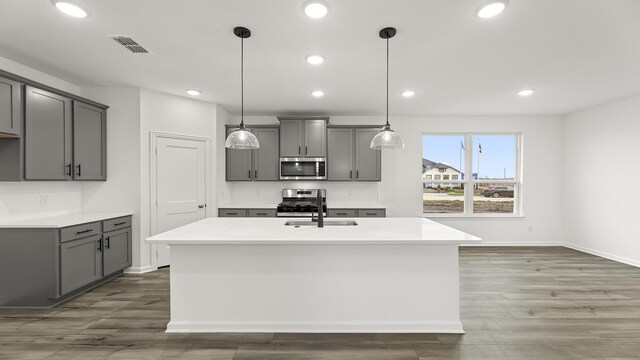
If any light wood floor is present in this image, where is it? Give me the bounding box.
[1,247,639,359]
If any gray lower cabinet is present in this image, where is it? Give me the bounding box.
[24,86,73,180]
[219,208,276,217]
[0,215,132,307]
[103,228,132,276]
[60,234,102,295]
[226,126,279,181]
[0,76,21,136]
[327,127,381,182]
[327,208,386,217]
[73,101,107,180]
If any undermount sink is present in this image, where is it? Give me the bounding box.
[284,220,358,227]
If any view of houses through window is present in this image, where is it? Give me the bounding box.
[422,134,520,215]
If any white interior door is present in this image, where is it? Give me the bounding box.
[155,136,207,267]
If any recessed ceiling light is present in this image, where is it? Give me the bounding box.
[311,90,325,97]
[186,89,201,96]
[306,55,324,65]
[304,1,328,19]
[52,1,88,18]
[518,89,535,97]
[401,90,415,98]
[476,0,508,19]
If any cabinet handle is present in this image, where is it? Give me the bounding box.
[66,163,72,177]
[76,164,81,177]
[227,212,238,215]
[256,212,267,216]
[337,212,347,215]
[305,146,308,155]
[114,222,127,226]
[356,170,359,179]
[255,170,257,179]
[298,146,301,155]
[105,237,110,249]
[248,170,251,179]
[76,229,93,235]
[97,238,102,252]
[366,213,377,216]
[349,170,352,179]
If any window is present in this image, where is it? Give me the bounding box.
[422,134,520,216]
[426,175,432,180]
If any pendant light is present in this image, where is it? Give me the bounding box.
[370,27,404,150]
[225,27,260,149]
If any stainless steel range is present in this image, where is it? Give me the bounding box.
[276,189,327,217]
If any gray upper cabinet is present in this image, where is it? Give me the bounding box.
[327,127,381,182]
[226,126,279,181]
[0,76,21,136]
[253,127,279,181]
[226,128,253,181]
[24,86,72,180]
[327,128,354,181]
[279,120,303,157]
[355,129,381,181]
[279,118,327,158]
[73,102,106,180]
[304,120,327,157]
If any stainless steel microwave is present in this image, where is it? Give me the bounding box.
[279,158,326,180]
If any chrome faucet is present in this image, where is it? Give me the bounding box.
[311,189,324,227]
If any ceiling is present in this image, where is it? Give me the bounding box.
[1,0,640,116]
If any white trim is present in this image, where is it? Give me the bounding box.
[165,321,465,334]
[124,265,156,274]
[149,132,212,270]
[461,242,562,247]
[563,243,640,268]
[426,214,525,219]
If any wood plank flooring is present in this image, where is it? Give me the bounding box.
[1,247,640,359]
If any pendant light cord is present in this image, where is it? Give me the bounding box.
[386,37,389,127]
[240,36,244,127]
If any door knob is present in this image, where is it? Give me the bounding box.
[198,204,206,208]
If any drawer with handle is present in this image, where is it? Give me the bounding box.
[219,209,248,217]
[327,209,357,218]
[60,221,102,243]
[357,209,386,217]
[248,209,276,217]
[103,216,132,232]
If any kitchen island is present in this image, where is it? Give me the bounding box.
[146,217,480,333]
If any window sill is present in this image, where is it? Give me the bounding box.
[424,214,525,219]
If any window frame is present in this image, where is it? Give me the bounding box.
[422,133,522,218]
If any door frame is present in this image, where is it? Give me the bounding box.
[150,132,211,269]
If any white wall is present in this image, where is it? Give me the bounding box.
[139,89,217,271]
[0,56,83,222]
[79,87,142,270]
[220,115,565,245]
[563,95,640,267]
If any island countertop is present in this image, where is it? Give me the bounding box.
[146,217,481,245]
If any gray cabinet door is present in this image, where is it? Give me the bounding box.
[355,129,381,181]
[304,120,326,157]
[0,77,21,135]
[24,86,72,180]
[327,128,354,181]
[279,120,303,157]
[226,128,252,181]
[73,102,106,180]
[103,228,131,276]
[253,127,279,181]
[60,234,102,295]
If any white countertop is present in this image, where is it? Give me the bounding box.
[146,217,480,245]
[0,212,133,229]
[218,203,277,209]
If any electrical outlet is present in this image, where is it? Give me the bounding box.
[39,196,49,207]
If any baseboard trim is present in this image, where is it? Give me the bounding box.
[563,242,640,268]
[124,265,155,274]
[461,242,562,247]
[165,321,465,334]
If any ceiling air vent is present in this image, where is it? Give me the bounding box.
[109,35,151,54]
